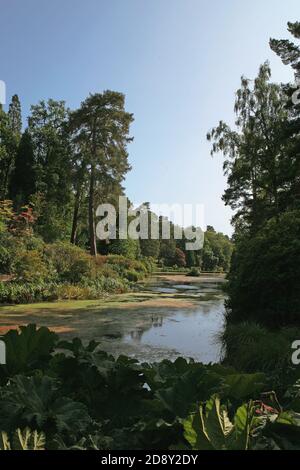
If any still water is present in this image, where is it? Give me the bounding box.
[0,274,226,364]
[100,275,226,363]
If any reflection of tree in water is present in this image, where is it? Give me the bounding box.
[129,329,144,342]
[151,315,163,327]
[129,315,164,342]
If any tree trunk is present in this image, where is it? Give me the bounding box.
[70,186,81,244]
[89,164,97,256]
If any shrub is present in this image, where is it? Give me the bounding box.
[53,284,93,300]
[124,270,139,282]
[23,235,45,252]
[187,267,201,277]
[55,277,127,300]
[44,242,93,283]
[0,232,24,274]
[139,239,160,259]
[108,238,140,259]
[106,255,149,278]
[141,256,155,273]
[0,231,46,276]
[83,276,128,295]
[220,321,300,375]
[94,262,120,280]
[14,250,49,283]
[0,245,11,274]
[0,281,58,304]
[0,238,146,304]
[0,275,129,304]
[94,255,108,268]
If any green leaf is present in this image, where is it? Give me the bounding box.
[1,324,57,378]
[222,373,266,400]
[0,375,91,435]
[183,395,255,450]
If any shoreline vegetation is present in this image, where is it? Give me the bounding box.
[0,19,299,450]
[0,200,232,306]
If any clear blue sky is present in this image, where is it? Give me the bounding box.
[1,0,299,235]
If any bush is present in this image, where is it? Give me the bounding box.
[124,270,139,282]
[0,245,11,274]
[95,264,118,279]
[0,231,46,276]
[187,267,201,277]
[141,256,155,273]
[53,284,93,300]
[14,250,49,283]
[0,276,128,304]
[106,255,149,279]
[0,238,146,304]
[44,242,93,283]
[0,232,23,274]
[0,281,58,304]
[108,238,140,259]
[83,276,128,295]
[220,321,300,376]
[94,255,108,268]
[23,235,45,252]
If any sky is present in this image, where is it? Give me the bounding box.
[0,0,299,235]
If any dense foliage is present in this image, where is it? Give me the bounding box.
[0,89,232,289]
[208,22,300,332]
[0,207,155,304]
[1,325,300,450]
[227,210,300,326]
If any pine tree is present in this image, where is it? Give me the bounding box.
[8,94,22,138]
[68,91,133,256]
[9,129,36,206]
[0,105,15,198]
[270,21,300,211]
[270,22,300,80]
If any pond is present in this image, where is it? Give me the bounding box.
[0,273,226,364]
[119,274,226,363]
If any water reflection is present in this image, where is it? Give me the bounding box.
[117,277,225,363]
[121,302,224,363]
[58,275,226,363]
[127,315,164,342]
